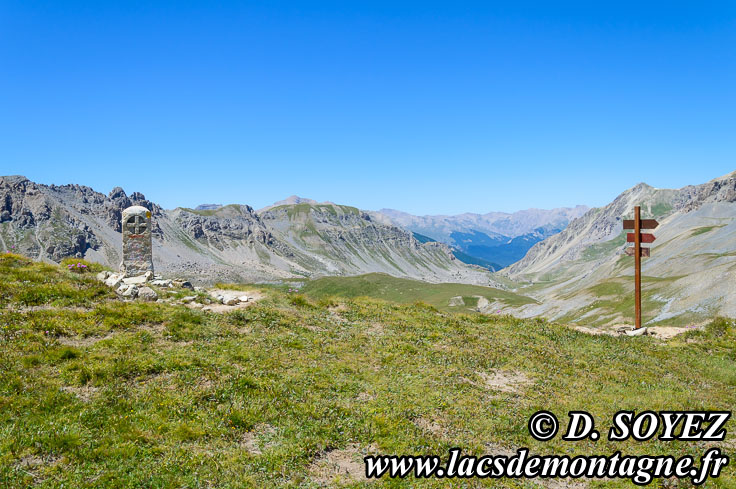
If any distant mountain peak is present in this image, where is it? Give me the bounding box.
[195,204,222,211]
[258,195,323,212]
[274,195,318,206]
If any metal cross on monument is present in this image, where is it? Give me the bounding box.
[622,206,659,330]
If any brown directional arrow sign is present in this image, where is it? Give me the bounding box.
[627,233,656,243]
[625,247,650,257]
[623,219,658,230]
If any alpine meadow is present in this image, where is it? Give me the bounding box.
[2,2,735,488]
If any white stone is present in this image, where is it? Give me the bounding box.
[223,296,239,306]
[123,274,150,285]
[172,279,194,290]
[118,284,139,298]
[625,327,648,337]
[615,325,635,332]
[150,279,173,287]
[181,296,197,303]
[138,286,158,301]
[96,271,111,281]
[238,295,250,303]
[105,274,123,288]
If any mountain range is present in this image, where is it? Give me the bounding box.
[374,206,589,269]
[0,176,496,286]
[2,171,734,328]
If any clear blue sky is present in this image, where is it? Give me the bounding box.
[1,1,734,214]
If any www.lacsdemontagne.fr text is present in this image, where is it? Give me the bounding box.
[364,447,729,486]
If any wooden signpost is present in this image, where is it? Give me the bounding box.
[622,206,658,330]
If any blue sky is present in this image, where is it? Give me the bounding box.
[1,1,734,214]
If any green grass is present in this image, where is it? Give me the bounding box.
[649,202,673,217]
[461,295,480,308]
[0,254,113,308]
[271,203,361,220]
[581,232,627,261]
[299,273,538,311]
[690,225,727,237]
[0,256,735,488]
[587,280,627,297]
[175,227,203,251]
[559,276,694,327]
[59,257,110,275]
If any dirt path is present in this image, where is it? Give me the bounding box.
[572,323,704,339]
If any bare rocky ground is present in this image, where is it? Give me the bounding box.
[570,323,709,342]
[198,289,265,312]
[93,269,266,311]
[308,443,378,485]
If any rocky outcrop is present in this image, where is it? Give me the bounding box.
[676,172,736,212]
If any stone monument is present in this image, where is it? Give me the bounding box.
[120,205,154,277]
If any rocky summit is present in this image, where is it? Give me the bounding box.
[0,176,497,286]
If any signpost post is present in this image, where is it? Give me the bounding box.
[622,206,658,330]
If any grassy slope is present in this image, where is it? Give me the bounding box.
[1,254,735,488]
[300,273,537,311]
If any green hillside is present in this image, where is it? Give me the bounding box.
[300,273,537,311]
[1,254,734,488]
